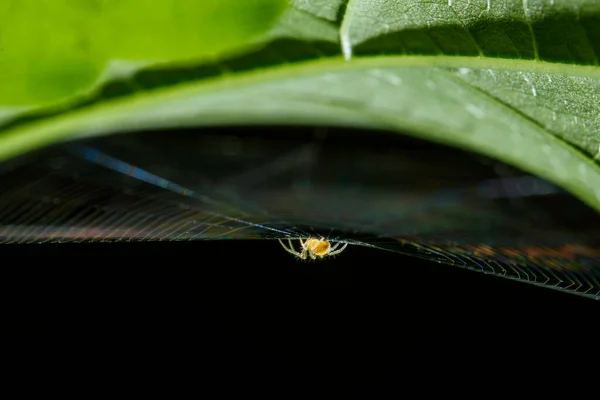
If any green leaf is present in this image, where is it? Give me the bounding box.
[1,0,600,213]
[0,0,288,106]
[291,0,345,21]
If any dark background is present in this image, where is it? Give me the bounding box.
[3,125,599,396]
[4,240,598,396]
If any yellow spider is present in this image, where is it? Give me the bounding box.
[278,237,348,260]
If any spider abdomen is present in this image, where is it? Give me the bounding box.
[305,238,330,257]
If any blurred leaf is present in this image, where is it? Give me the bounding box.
[0,0,287,105]
[1,0,600,213]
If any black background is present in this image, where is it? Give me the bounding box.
[5,240,598,396]
[3,125,599,396]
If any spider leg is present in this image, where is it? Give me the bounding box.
[328,243,348,256]
[300,249,308,260]
[329,242,341,252]
[309,252,316,260]
[291,239,308,259]
[279,239,293,253]
[278,239,302,258]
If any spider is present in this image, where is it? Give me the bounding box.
[278,237,348,260]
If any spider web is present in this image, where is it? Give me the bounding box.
[1,127,599,299]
